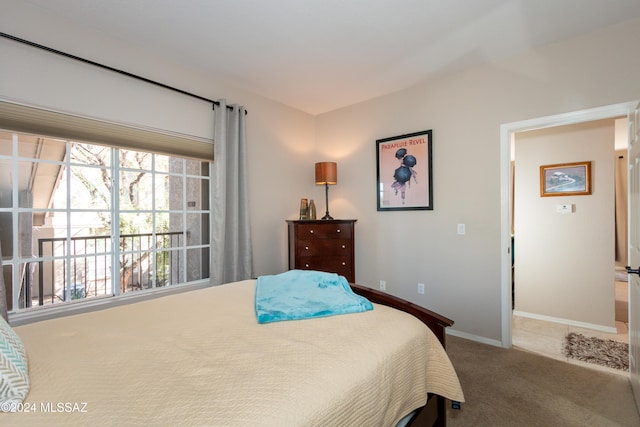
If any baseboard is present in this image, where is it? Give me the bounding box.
[513,310,618,334]
[447,329,504,348]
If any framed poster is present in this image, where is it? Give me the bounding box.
[376,130,433,211]
[540,161,592,197]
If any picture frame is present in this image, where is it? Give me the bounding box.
[540,161,592,197]
[376,130,433,211]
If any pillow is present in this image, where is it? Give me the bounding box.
[0,316,29,409]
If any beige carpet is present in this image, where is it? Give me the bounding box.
[445,335,640,426]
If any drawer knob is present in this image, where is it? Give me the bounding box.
[341,244,346,249]
[341,262,346,266]
[305,263,310,268]
[305,246,309,250]
[336,229,341,233]
[310,230,314,234]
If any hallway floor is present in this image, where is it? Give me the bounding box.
[512,281,629,377]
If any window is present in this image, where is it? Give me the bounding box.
[0,130,210,314]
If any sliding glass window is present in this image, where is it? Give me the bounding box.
[0,130,210,314]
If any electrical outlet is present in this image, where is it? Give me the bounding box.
[457,223,466,235]
[417,282,425,294]
[379,280,386,291]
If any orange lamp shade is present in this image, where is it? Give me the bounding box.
[315,162,337,185]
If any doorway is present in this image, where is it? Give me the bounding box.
[508,118,629,367]
[499,102,638,348]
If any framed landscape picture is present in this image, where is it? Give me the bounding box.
[376,130,433,211]
[540,161,592,197]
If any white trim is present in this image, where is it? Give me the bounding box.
[447,328,503,348]
[500,101,637,348]
[112,148,121,297]
[513,310,618,334]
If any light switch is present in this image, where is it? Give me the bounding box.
[457,224,465,235]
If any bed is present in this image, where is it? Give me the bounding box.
[2,275,464,426]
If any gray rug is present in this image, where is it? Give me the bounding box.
[563,332,629,371]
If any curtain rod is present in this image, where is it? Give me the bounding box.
[0,32,246,114]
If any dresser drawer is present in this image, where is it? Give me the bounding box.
[297,256,353,278]
[287,219,357,283]
[296,239,351,257]
[295,223,352,239]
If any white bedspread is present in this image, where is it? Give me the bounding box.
[8,280,464,426]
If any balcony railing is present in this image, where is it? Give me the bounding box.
[28,231,184,307]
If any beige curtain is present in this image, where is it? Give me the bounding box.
[615,150,628,265]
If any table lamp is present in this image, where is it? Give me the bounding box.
[315,162,337,220]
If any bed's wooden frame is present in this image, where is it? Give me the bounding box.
[350,283,454,427]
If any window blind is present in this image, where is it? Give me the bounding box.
[0,100,214,160]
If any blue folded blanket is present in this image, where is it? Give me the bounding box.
[255,270,373,324]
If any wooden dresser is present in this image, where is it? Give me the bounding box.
[286,219,356,283]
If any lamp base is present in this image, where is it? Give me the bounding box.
[322,183,333,220]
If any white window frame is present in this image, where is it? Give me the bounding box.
[1,129,213,326]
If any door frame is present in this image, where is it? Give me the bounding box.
[500,101,638,348]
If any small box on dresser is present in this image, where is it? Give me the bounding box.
[286,219,356,283]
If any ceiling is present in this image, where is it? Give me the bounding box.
[16,0,640,115]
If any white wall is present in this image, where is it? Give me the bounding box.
[514,120,615,329]
[315,18,640,342]
[3,2,640,343]
[0,1,316,279]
